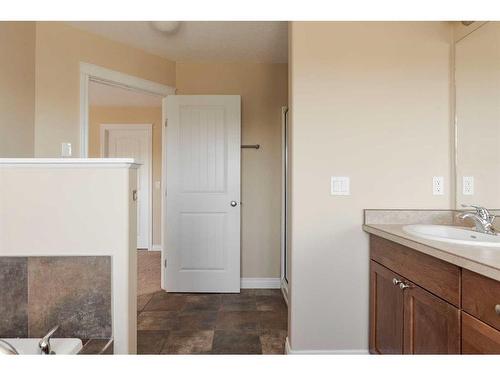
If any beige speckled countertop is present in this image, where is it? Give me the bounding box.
[363,224,500,282]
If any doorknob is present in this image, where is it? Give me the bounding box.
[230,201,238,207]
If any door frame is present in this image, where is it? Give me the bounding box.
[79,62,176,258]
[100,123,153,251]
[281,106,289,304]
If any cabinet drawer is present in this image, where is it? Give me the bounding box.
[370,235,460,306]
[462,312,500,354]
[462,269,500,331]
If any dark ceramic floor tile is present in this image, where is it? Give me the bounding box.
[137,293,154,312]
[183,294,222,312]
[259,311,287,331]
[28,256,112,339]
[212,330,262,354]
[220,294,257,312]
[256,295,287,312]
[137,311,179,331]
[161,330,214,354]
[260,330,287,354]
[253,289,282,297]
[143,292,186,311]
[137,330,170,354]
[178,311,218,330]
[216,311,259,332]
[0,257,28,337]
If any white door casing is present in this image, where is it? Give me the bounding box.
[165,95,241,292]
[101,124,152,249]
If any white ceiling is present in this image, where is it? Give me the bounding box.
[89,81,162,107]
[67,21,288,63]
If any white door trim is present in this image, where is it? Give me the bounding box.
[281,106,289,304]
[284,337,369,355]
[79,62,176,266]
[100,123,153,251]
[80,62,175,158]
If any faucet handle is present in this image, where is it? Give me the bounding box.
[461,204,491,219]
[39,325,59,355]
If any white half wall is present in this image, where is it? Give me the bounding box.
[0,158,139,354]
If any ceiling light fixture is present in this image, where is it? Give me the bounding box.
[150,21,182,35]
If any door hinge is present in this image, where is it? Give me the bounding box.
[164,259,167,268]
[164,119,168,127]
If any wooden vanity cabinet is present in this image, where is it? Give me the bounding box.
[403,282,460,354]
[369,260,460,354]
[369,234,500,354]
[370,261,404,354]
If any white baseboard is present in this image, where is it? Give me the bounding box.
[240,277,281,289]
[285,337,369,355]
[151,244,162,252]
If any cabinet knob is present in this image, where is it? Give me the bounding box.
[495,304,500,316]
[399,282,412,290]
[392,278,402,286]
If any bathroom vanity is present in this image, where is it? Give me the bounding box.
[364,217,500,354]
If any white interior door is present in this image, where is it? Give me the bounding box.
[165,95,241,293]
[101,124,152,249]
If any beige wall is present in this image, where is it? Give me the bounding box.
[288,22,453,351]
[176,63,288,278]
[89,105,163,246]
[34,22,176,157]
[0,22,36,157]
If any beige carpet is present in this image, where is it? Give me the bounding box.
[137,250,161,296]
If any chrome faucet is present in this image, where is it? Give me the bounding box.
[39,325,59,355]
[0,339,19,355]
[458,204,497,235]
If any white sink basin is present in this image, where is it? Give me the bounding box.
[1,338,83,355]
[402,224,500,247]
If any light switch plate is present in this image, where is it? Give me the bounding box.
[432,176,444,195]
[331,176,350,195]
[463,176,474,195]
[61,142,72,157]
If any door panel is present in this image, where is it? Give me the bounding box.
[103,125,151,249]
[403,282,460,354]
[165,95,241,293]
[370,261,404,354]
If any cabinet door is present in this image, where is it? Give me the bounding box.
[462,312,500,354]
[403,282,460,354]
[370,261,404,354]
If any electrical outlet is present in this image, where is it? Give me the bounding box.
[463,176,474,195]
[433,176,444,195]
[331,176,350,195]
[61,142,72,157]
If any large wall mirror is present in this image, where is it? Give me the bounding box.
[455,22,500,209]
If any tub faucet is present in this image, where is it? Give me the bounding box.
[0,339,19,355]
[39,325,59,355]
[458,204,496,235]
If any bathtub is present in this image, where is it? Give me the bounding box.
[0,338,83,354]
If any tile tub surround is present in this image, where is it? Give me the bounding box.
[0,258,28,337]
[136,289,288,354]
[0,256,111,340]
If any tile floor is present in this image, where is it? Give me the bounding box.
[136,289,288,354]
